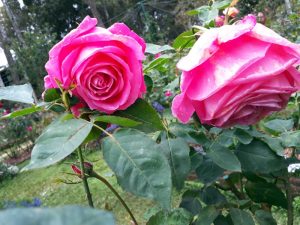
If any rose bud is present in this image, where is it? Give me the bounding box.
[71,164,82,176]
[257,12,266,24]
[70,102,86,118]
[215,16,225,27]
[71,162,93,176]
[223,7,239,18]
[164,90,172,97]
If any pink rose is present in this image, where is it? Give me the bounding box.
[172,15,300,127]
[44,16,146,114]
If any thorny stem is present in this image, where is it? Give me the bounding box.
[77,146,94,208]
[91,172,138,225]
[90,122,138,224]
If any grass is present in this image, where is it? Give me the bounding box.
[2,148,300,225]
[0,150,166,225]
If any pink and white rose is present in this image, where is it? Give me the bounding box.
[172,15,300,127]
[44,16,146,114]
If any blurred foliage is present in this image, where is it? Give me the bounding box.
[10,30,56,94]
[0,162,18,183]
[0,101,42,151]
[238,0,300,42]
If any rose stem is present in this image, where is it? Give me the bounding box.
[77,146,94,208]
[90,123,138,224]
[90,171,138,225]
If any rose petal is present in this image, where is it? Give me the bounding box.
[250,23,300,57]
[232,45,299,85]
[185,36,270,101]
[171,94,195,123]
[108,23,146,52]
[44,75,55,89]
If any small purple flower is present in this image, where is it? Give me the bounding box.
[106,124,119,133]
[152,101,164,114]
[32,198,42,207]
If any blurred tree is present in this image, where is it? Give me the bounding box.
[83,0,105,27]
[22,0,90,38]
[0,5,20,84]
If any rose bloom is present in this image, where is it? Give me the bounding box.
[172,15,300,127]
[44,16,146,114]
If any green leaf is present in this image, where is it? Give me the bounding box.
[83,121,107,144]
[281,131,300,148]
[264,119,294,134]
[264,137,284,156]
[235,139,286,173]
[0,205,115,225]
[22,117,93,170]
[160,137,191,190]
[0,83,34,104]
[115,99,164,133]
[147,208,192,225]
[164,77,179,92]
[179,190,202,216]
[190,149,203,170]
[200,7,218,24]
[255,210,277,225]
[212,0,231,9]
[245,129,284,156]
[187,5,218,24]
[200,186,227,206]
[49,104,66,113]
[214,215,234,225]
[93,115,141,127]
[144,75,153,93]
[245,181,287,209]
[172,30,196,50]
[207,143,241,172]
[144,55,171,74]
[216,129,235,147]
[186,5,210,16]
[230,208,255,225]
[1,105,43,120]
[43,88,61,102]
[196,156,224,184]
[195,206,219,225]
[145,43,174,55]
[234,128,253,144]
[169,123,208,145]
[102,129,172,209]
